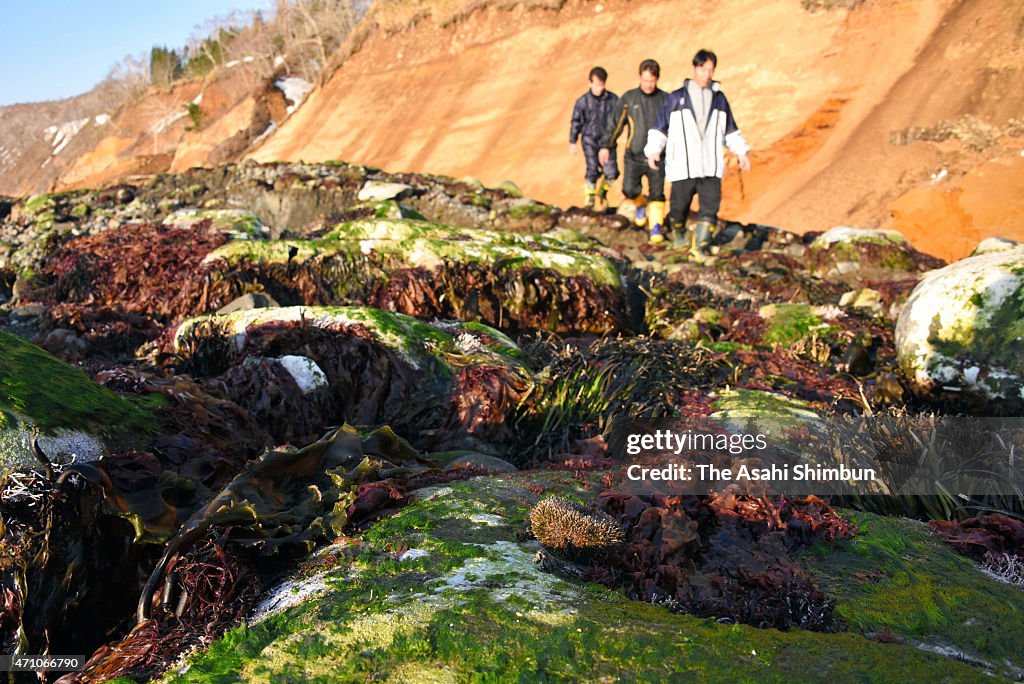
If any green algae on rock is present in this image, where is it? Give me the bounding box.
[710,387,822,429]
[163,475,992,683]
[895,246,1024,405]
[801,511,1024,680]
[0,330,154,471]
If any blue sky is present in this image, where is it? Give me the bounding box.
[0,1,271,106]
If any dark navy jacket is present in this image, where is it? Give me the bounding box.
[569,90,619,145]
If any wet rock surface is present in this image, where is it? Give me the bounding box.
[0,161,1021,682]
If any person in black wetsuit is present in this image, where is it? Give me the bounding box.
[569,66,619,210]
[599,59,668,243]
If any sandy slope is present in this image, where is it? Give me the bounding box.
[247,0,1023,260]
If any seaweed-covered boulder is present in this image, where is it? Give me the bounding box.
[0,330,153,472]
[807,226,944,278]
[203,218,627,334]
[161,474,1013,682]
[173,306,533,452]
[896,247,1024,404]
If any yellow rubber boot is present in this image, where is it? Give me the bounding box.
[583,182,597,209]
[689,219,714,261]
[647,201,666,244]
[633,194,648,227]
[597,177,612,210]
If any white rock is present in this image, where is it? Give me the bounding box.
[275,355,329,394]
[896,249,1024,400]
[970,237,1020,257]
[811,226,907,248]
[357,181,414,202]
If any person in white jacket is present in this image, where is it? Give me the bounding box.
[645,49,751,258]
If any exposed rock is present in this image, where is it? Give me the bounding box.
[896,248,1024,405]
[839,287,884,316]
[971,236,1019,256]
[166,474,1016,681]
[709,387,822,432]
[444,452,518,473]
[0,330,153,472]
[806,226,944,279]
[202,218,628,334]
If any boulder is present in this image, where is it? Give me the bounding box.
[0,330,153,473]
[971,236,1018,256]
[172,306,533,453]
[171,474,1015,681]
[896,247,1024,402]
[807,226,944,278]
[201,218,626,334]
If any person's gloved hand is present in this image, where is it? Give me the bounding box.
[647,153,660,170]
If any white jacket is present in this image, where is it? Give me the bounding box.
[644,80,749,182]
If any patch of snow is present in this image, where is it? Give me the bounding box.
[251,121,276,146]
[191,93,203,105]
[930,168,948,183]
[273,55,285,67]
[243,55,254,63]
[94,114,111,126]
[274,77,313,113]
[45,118,89,156]
[225,59,241,68]
[153,109,186,135]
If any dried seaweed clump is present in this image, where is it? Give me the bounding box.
[529,496,625,560]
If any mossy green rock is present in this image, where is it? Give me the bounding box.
[758,303,835,346]
[802,511,1024,679]
[168,474,1003,682]
[895,247,1024,402]
[0,331,153,472]
[710,387,822,433]
[807,226,932,276]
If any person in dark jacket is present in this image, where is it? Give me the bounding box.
[599,59,668,243]
[569,66,619,209]
[646,49,751,258]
